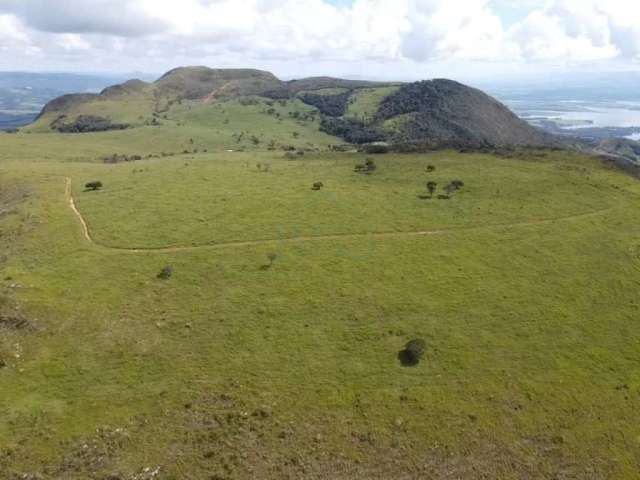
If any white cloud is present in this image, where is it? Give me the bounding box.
[0,0,638,76]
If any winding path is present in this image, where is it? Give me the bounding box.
[63,177,609,254]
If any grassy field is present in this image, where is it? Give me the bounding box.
[4,97,335,164]
[345,86,401,122]
[1,133,640,478]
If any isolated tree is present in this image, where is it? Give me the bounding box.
[85,181,103,191]
[267,253,278,267]
[426,181,437,198]
[399,339,426,366]
[312,181,324,191]
[157,265,173,280]
[426,165,436,172]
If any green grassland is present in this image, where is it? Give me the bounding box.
[0,98,336,163]
[2,105,640,478]
[345,86,401,122]
[27,93,158,132]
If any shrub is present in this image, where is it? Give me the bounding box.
[312,181,324,191]
[355,158,377,174]
[426,165,435,172]
[399,339,426,366]
[426,181,437,198]
[361,143,390,154]
[365,158,377,172]
[85,181,103,191]
[157,266,173,280]
[444,180,464,196]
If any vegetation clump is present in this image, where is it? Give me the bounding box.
[51,114,129,133]
[320,117,385,144]
[157,266,173,280]
[354,158,377,174]
[261,252,278,270]
[299,91,352,117]
[443,180,465,197]
[84,181,103,191]
[103,153,142,164]
[399,339,426,366]
[312,181,324,191]
[426,181,437,198]
[360,143,390,154]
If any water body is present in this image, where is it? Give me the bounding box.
[0,112,37,130]
[502,99,640,140]
[510,101,640,127]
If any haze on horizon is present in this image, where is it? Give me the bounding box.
[0,0,639,83]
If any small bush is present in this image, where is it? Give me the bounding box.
[426,165,436,172]
[365,158,377,172]
[261,252,278,270]
[354,158,377,174]
[157,266,173,280]
[312,181,324,191]
[85,181,103,191]
[361,143,390,154]
[399,339,426,366]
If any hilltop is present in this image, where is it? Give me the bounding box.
[31,66,551,149]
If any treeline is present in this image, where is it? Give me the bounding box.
[376,80,457,120]
[51,115,129,133]
[299,91,352,117]
[320,117,385,144]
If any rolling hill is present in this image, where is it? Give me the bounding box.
[29,66,551,150]
[2,66,640,479]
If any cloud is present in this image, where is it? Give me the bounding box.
[401,0,517,61]
[0,0,638,75]
[508,0,640,62]
[0,0,168,36]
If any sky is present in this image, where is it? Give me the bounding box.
[0,0,638,81]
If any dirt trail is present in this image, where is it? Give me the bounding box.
[63,177,608,254]
[65,177,91,243]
